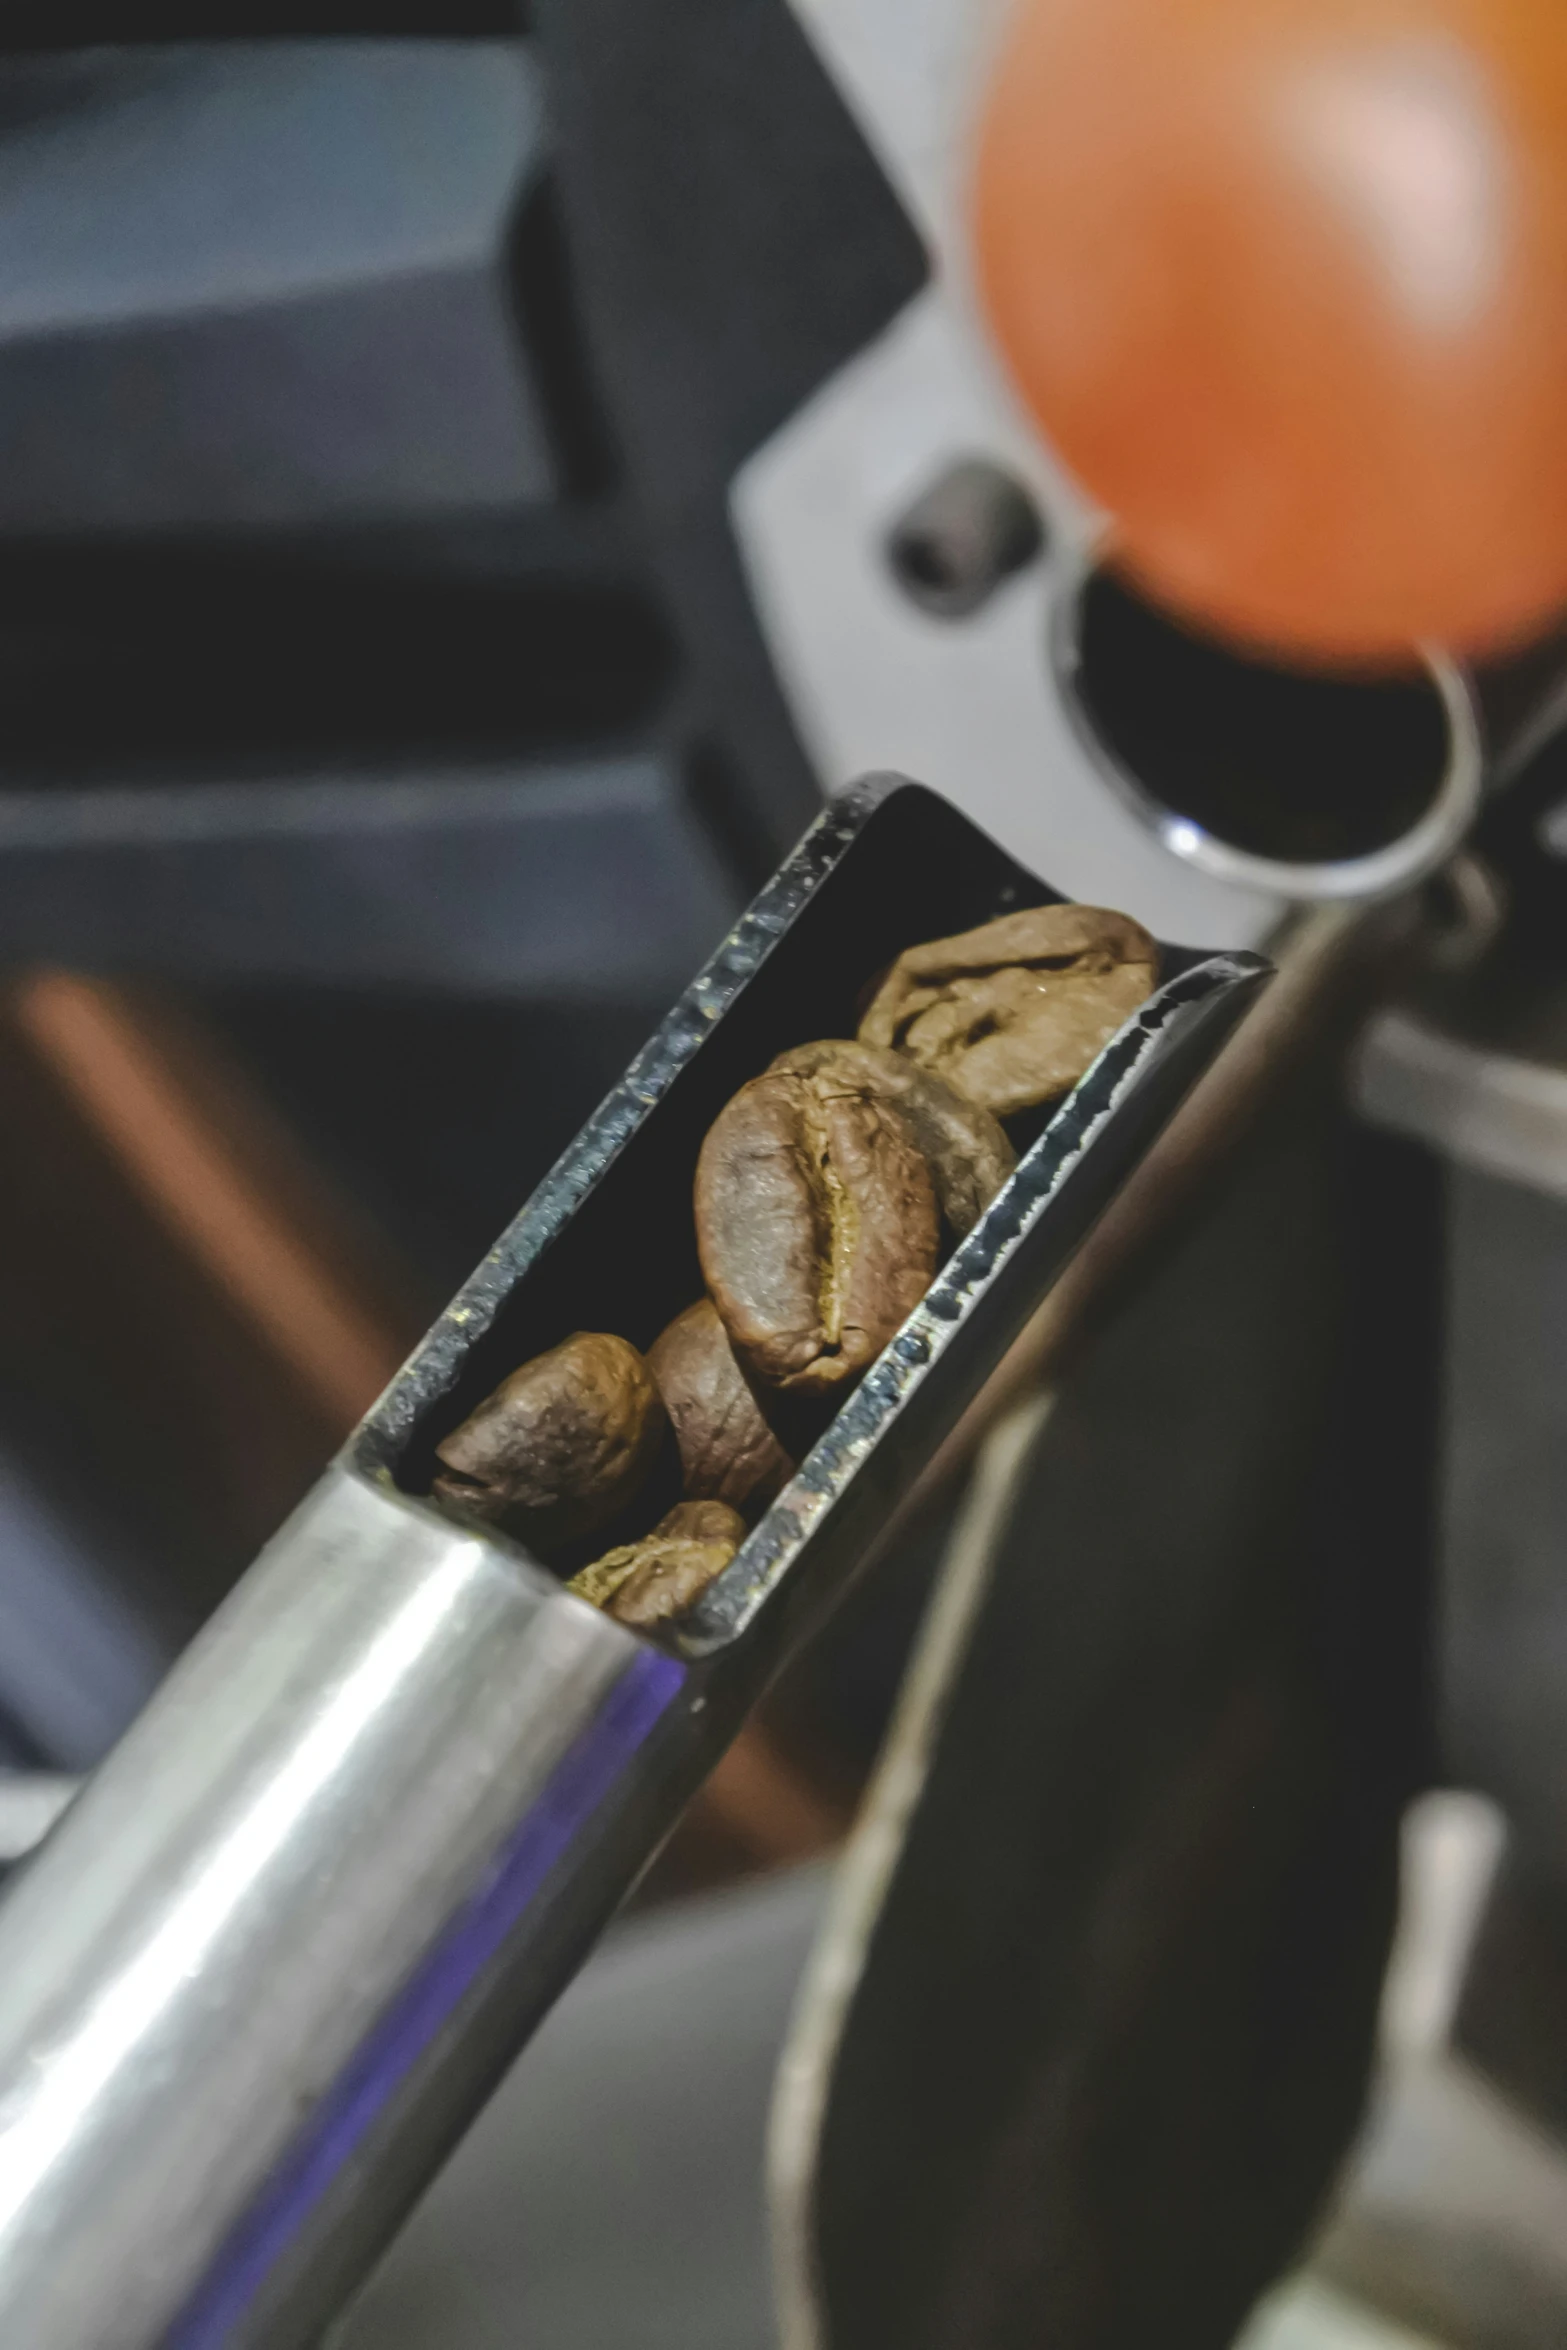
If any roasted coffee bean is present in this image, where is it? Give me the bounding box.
[695,1065,939,1394]
[859,905,1159,1118]
[648,1299,795,1513]
[569,1500,747,1628]
[770,1039,1015,1238]
[432,1331,665,1551]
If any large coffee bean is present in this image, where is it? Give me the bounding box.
[859,905,1158,1117]
[432,1330,665,1551]
[695,1065,938,1394]
[570,1500,747,1628]
[770,1039,1015,1238]
[648,1299,795,1513]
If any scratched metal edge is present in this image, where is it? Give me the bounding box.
[674,951,1271,1657]
[346,773,1267,1668]
[351,773,909,1475]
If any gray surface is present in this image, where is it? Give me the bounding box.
[0,43,552,530]
[1442,1167,1567,1856]
[0,756,741,1000]
[1300,1794,1567,2350]
[341,1865,824,2350]
[1357,1014,1567,1206]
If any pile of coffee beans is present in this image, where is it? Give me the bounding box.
[430,904,1157,1630]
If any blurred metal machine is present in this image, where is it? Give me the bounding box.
[2,7,1567,2349]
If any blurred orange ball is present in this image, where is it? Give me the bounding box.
[974,0,1567,663]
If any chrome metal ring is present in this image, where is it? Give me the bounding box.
[1050,555,1485,904]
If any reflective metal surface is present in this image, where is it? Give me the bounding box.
[1357,1011,1567,1203]
[343,1866,828,2350]
[0,779,1267,2349]
[0,1470,683,2349]
[1051,564,1485,906]
[0,1773,77,1867]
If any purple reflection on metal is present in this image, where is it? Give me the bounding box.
[168,1643,684,2350]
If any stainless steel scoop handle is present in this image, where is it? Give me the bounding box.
[0,779,1268,2350]
[0,1472,689,2350]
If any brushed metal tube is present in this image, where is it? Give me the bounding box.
[0,1468,689,2350]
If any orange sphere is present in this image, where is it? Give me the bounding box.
[974,0,1567,663]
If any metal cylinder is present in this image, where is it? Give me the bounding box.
[1051,555,1485,903]
[0,1468,689,2349]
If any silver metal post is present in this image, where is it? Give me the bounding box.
[0,778,1270,2348]
[0,1468,691,2349]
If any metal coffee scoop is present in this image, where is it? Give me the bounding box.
[0,776,1264,2350]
